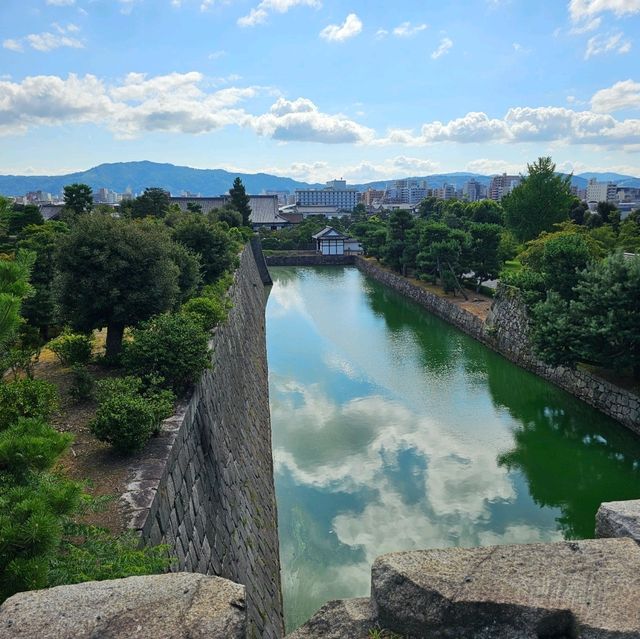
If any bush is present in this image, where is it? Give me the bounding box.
[0,379,58,430]
[182,296,227,330]
[48,330,93,366]
[90,376,174,453]
[68,364,95,404]
[122,313,210,395]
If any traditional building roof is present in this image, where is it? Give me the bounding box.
[312,226,349,240]
[169,194,282,225]
[39,204,65,220]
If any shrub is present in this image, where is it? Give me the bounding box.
[90,376,174,453]
[182,296,227,330]
[0,379,58,430]
[68,364,95,404]
[48,330,93,366]
[122,313,210,395]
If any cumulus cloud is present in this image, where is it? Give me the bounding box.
[591,79,640,112]
[250,96,374,143]
[319,13,363,42]
[238,0,320,27]
[584,31,631,58]
[431,37,453,59]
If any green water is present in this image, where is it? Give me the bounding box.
[265,266,640,632]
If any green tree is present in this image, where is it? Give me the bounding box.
[173,215,235,284]
[466,223,502,290]
[503,157,573,242]
[618,217,640,253]
[17,222,69,338]
[532,253,640,376]
[63,184,93,217]
[228,178,251,227]
[2,205,44,237]
[384,209,415,274]
[55,216,181,360]
[131,188,170,219]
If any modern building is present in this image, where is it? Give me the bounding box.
[295,180,358,212]
[386,179,429,205]
[488,174,521,200]
[586,179,618,204]
[463,179,485,202]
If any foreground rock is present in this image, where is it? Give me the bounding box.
[0,573,245,639]
[372,538,640,638]
[596,499,640,542]
[286,599,376,639]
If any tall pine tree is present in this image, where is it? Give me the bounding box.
[229,177,252,227]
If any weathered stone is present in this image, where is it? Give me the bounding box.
[286,599,376,639]
[0,573,245,639]
[372,539,640,638]
[596,500,640,542]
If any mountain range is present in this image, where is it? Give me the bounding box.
[0,161,639,197]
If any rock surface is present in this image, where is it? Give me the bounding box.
[596,500,640,542]
[0,573,246,639]
[286,599,376,639]
[372,538,640,638]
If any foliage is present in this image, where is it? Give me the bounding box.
[48,525,170,587]
[501,268,548,306]
[68,365,95,404]
[122,312,210,394]
[130,187,170,219]
[55,215,181,359]
[503,157,573,242]
[173,215,235,284]
[0,379,58,431]
[63,184,93,218]
[47,329,93,366]
[182,296,228,330]
[1,205,44,236]
[213,204,243,228]
[17,221,69,337]
[384,209,415,274]
[91,376,174,453]
[466,223,503,290]
[168,242,202,304]
[532,253,640,376]
[228,177,251,227]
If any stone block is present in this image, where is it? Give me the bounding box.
[372,539,640,638]
[0,573,245,639]
[596,499,640,542]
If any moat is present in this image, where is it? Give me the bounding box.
[265,266,640,632]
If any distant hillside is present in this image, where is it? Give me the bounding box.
[0,162,638,197]
[0,161,321,197]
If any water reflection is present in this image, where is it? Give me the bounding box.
[266,266,640,632]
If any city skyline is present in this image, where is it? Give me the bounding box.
[1,0,640,181]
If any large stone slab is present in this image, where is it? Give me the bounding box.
[596,500,640,542]
[286,599,376,639]
[372,538,640,638]
[0,573,245,639]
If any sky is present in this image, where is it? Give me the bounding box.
[1,0,640,182]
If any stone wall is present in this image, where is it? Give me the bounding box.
[354,257,640,435]
[123,244,284,639]
[265,254,356,267]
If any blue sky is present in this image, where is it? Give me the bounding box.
[1,0,640,181]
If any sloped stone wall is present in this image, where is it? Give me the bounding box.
[124,244,284,639]
[355,257,640,435]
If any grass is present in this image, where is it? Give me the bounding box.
[368,629,404,639]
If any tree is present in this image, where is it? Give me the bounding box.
[63,184,93,217]
[0,250,35,357]
[131,188,170,219]
[384,209,415,274]
[1,204,44,237]
[17,222,68,338]
[228,178,251,227]
[532,253,640,377]
[466,223,502,291]
[213,205,243,228]
[503,157,573,242]
[55,216,181,360]
[173,215,235,284]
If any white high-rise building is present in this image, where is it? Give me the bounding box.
[586,179,618,204]
[296,180,358,211]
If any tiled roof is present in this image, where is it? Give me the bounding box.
[169,195,282,224]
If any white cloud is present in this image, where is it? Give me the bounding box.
[238,0,320,27]
[392,21,428,37]
[6,23,84,53]
[466,158,523,174]
[3,39,24,52]
[431,36,453,59]
[250,96,374,143]
[569,0,640,21]
[319,13,363,42]
[585,31,631,58]
[569,16,602,32]
[46,0,75,4]
[591,79,640,112]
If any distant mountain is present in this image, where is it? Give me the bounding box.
[0,161,322,197]
[1,162,638,197]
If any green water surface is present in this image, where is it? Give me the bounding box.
[265,266,640,632]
